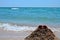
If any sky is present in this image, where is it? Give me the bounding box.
[0,0,60,7]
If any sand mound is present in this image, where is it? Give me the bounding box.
[25,25,56,40]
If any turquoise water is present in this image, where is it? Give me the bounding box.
[0,7,60,25]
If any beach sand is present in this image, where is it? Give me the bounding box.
[0,28,60,40]
[0,28,32,40]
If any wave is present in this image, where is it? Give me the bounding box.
[11,8,19,10]
[0,23,36,31]
[0,22,60,32]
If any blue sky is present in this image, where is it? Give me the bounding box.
[0,0,60,7]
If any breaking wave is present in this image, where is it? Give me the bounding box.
[0,23,36,31]
[0,22,60,32]
[11,8,19,10]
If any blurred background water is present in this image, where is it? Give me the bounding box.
[0,7,60,26]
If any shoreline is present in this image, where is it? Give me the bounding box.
[0,22,60,32]
[0,22,60,40]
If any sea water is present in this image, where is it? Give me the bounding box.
[0,7,60,31]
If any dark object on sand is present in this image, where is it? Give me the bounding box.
[25,25,56,40]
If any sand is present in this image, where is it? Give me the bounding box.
[0,28,32,40]
[0,28,60,40]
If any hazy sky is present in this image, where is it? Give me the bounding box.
[0,0,60,7]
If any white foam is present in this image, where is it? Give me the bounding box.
[48,26,60,32]
[0,23,36,31]
[0,23,60,32]
[11,8,19,10]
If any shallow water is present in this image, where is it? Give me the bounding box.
[0,7,60,25]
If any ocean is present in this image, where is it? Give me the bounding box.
[0,7,60,31]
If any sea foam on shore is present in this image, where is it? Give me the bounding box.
[0,23,37,31]
[0,22,60,32]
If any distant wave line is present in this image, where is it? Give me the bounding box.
[11,8,19,10]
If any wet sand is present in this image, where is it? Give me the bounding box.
[0,28,32,40]
[0,29,60,40]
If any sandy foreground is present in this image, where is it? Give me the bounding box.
[0,29,60,40]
